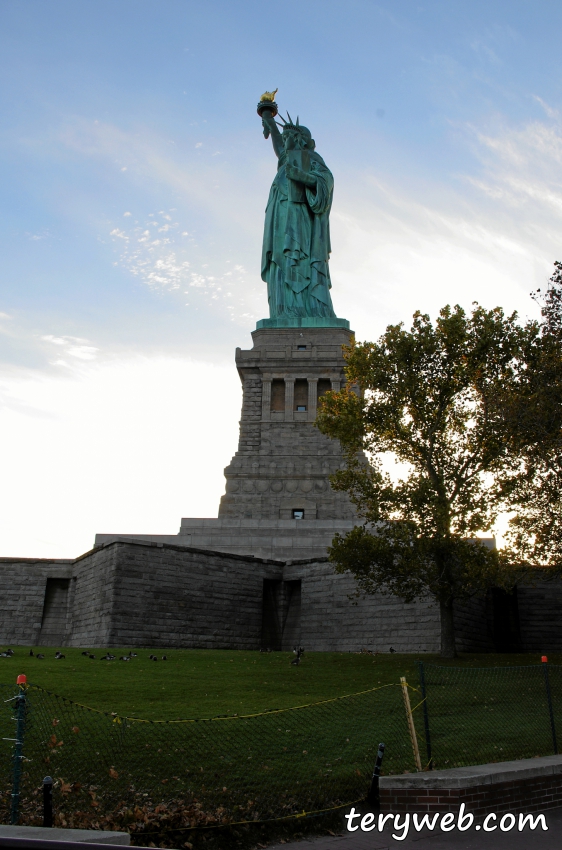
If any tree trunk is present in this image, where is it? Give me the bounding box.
[440,598,456,658]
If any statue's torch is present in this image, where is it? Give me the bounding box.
[257,90,278,138]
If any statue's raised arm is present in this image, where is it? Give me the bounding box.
[257,90,284,158]
[256,92,338,322]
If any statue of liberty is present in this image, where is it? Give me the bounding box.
[257,92,338,321]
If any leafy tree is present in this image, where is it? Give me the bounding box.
[316,304,528,657]
[502,263,562,566]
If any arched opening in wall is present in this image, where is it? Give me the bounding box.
[294,379,308,411]
[271,379,285,412]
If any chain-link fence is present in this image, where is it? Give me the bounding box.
[415,662,562,770]
[3,664,561,843]
[0,682,411,837]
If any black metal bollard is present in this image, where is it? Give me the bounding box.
[418,661,433,769]
[43,776,53,828]
[366,742,385,809]
[541,656,558,755]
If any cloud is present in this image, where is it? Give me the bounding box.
[532,96,560,122]
[59,117,261,235]
[468,114,562,221]
[329,107,562,339]
[25,229,51,241]
[0,355,240,557]
[41,334,98,361]
[109,211,255,319]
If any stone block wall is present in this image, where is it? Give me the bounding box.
[69,545,122,647]
[452,580,562,654]
[1,543,560,654]
[453,594,493,653]
[518,581,562,652]
[67,540,283,649]
[0,558,73,646]
[284,560,441,653]
[219,327,357,522]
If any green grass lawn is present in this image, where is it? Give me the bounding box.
[0,645,557,718]
[2,646,561,834]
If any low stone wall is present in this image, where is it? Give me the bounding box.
[284,559,440,653]
[74,541,441,651]
[0,541,441,651]
[1,542,560,653]
[69,540,282,649]
[380,755,562,815]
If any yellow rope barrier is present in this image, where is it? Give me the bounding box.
[137,798,364,835]
[28,681,399,724]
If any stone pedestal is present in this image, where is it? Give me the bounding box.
[177,518,355,560]
[219,325,356,523]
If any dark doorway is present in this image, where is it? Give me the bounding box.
[261,579,283,650]
[492,587,522,652]
[39,578,70,646]
[261,579,302,651]
[281,580,301,651]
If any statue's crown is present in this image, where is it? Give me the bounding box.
[277,112,311,140]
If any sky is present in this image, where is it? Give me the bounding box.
[2,0,562,557]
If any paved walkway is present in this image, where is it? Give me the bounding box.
[269,807,562,849]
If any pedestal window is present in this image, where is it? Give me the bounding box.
[270,379,285,412]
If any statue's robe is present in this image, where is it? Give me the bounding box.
[261,149,337,319]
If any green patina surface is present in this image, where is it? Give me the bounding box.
[256,317,350,330]
[257,100,348,330]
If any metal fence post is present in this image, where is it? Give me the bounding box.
[366,742,385,809]
[541,656,558,755]
[10,674,28,825]
[43,776,53,828]
[418,661,433,769]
